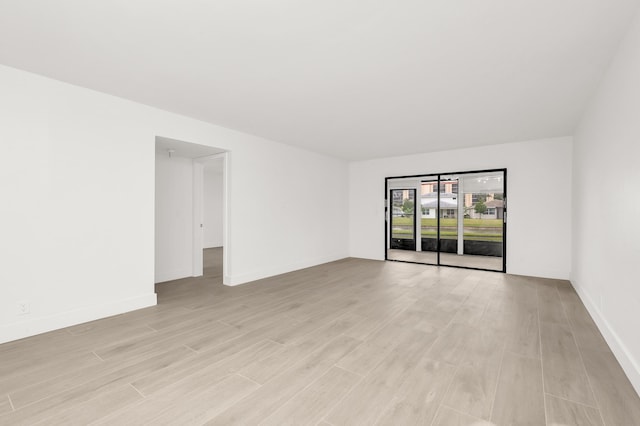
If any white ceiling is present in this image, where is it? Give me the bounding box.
[1,1,638,160]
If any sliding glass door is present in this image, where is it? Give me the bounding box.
[438,171,505,270]
[385,169,506,272]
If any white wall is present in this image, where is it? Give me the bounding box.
[203,161,224,248]
[0,64,349,343]
[155,153,194,283]
[572,9,640,394]
[349,137,573,280]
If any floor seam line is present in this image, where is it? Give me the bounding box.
[7,394,15,411]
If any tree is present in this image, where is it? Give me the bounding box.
[474,200,487,217]
[402,199,414,216]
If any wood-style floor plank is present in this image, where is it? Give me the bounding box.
[1,346,193,425]
[239,312,364,385]
[580,349,640,425]
[441,328,505,420]
[0,351,103,398]
[97,371,259,425]
[10,351,138,410]
[260,366,360,426]
[539,322,597,407]
[504,310,540,359]
[0,396,12,415]
[33,384,142,425]
[545,394,604,426]
[151,374,258,426]
[432,406,495,426]
[131,338,282,396]
[206,335,362,425]
[336,323,414,376]
[374,357,456,425]
[0,248,638,425]
[426,322,479,366]
[537,281,568,324]
[326,330,438,425]
[490,352,545,425]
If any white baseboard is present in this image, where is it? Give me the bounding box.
[223,253,347,286]
[571,281,640,397]
[0,293,157,344]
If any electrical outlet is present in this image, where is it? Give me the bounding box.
[17,301,30,315]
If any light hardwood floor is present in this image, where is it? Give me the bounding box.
[1,248,639,425]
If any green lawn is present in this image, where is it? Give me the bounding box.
[392,217,503,228]
[390,217,503,242]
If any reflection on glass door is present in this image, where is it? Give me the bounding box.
[386,169,506,272]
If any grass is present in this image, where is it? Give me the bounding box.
[390,217,504,242]
[391,230,503,242]
[392,217,503,228]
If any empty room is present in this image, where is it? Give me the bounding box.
[1,1,640,425]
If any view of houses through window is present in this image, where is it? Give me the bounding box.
[386,169,506,272]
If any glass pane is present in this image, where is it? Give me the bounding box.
[387,189,416,260]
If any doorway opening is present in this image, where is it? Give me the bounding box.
[385,169,506,272]
[154,137,228,284]
[199,154,225,281]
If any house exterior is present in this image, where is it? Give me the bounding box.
[467,199,504,219]
[420,195,458,218]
